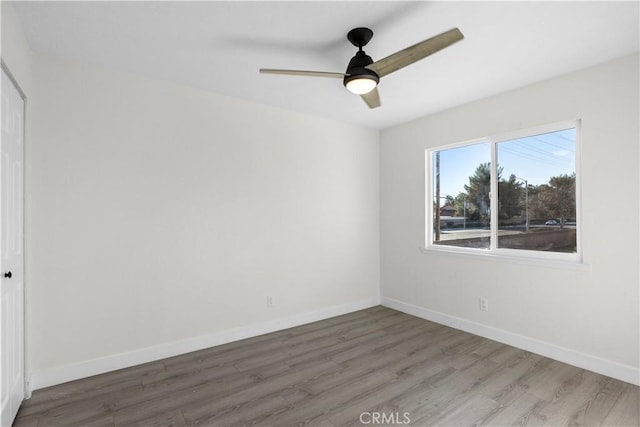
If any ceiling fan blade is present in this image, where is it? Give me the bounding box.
[361,87,381,109]
[260,69,345,78]
[366,28,464,78]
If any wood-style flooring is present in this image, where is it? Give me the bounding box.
[13,306,640,426]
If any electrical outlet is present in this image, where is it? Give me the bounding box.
[267,296,274,308]
[479,297,489,312]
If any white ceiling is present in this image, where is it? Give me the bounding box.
[11,1,640,130]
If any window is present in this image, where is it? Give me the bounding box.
[427,121,580,262]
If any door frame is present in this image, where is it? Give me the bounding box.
[1,59,28,405]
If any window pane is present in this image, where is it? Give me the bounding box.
[432,142,491,249]
[496,128,576,253]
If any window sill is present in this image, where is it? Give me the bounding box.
[418,246,592,272]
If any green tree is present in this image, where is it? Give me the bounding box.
[527,184,549,222]
[498,174,524,220]
[464,163,503,220]
[452,192,469,217]
[539,173,576,227]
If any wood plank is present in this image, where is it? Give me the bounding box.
[475,391,548,426]
[13,307,640,427]
[327,366,457,426]
[538,370,608,426]
[599,381,640,427]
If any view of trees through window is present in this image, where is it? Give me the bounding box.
[431,126,577,254]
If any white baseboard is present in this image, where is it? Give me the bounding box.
[28,296,380,393]
[381,296,639,386]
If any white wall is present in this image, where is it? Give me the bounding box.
[1,2,32,94]
[380,54,639,383]
[27,55,380,387]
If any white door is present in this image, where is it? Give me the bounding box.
[0,67,25,427]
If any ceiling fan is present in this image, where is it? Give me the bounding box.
[260,27,464,109]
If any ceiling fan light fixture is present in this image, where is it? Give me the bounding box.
[345,75,378,95]
[343,48,379,95]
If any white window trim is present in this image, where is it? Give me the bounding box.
[424,120,585,268]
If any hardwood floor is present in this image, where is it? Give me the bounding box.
[13,306,639,426]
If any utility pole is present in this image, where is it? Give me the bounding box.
[463,198,467,229]
[435,152,440,241]
[515,176,529,232]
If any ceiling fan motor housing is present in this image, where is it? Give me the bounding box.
[343,50,380,89]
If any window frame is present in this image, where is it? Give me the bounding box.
[425,120,583,266]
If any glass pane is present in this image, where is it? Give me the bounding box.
[496,128,576,253]
[432,142,491,249]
